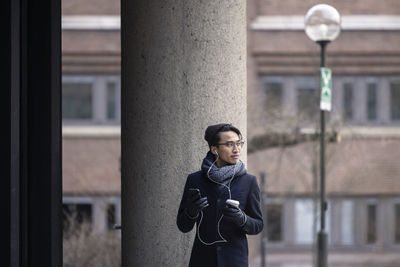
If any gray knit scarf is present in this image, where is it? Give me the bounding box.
[201,152,247,185]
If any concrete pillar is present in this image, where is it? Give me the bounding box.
[121,1,246,266]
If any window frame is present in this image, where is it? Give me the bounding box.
[62,75,121,125]
[295,77,319,124]
[264,202,284,243]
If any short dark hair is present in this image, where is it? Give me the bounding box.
[204,123,242,148]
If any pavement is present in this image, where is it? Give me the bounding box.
[249,252,400,267]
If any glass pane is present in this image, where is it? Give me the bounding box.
[266,204,283,242]
[62,204,92,232]
[264,82,283,112]
[107,204,116,230]
[107,82,117,120]
[343,82,353,121]
[341,200,354,245]
[295,200,313,244]
[297,87,318,121]
[395,204,400,243]
[62,83,93,119]
[391,82,400,120]
[367,83,377,121]
[367,204,377,243]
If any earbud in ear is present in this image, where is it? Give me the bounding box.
[214,150,218,155]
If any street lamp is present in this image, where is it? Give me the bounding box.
[304,4,341,267]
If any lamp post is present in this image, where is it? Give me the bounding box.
[304,4,341,267]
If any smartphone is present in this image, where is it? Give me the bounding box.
[189,188,200,193]
[188,188,201,198]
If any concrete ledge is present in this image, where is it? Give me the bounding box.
[250,252,400,267]
[62,15,120,30]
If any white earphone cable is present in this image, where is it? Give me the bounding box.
[196,154,238,246]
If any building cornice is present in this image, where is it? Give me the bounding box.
[251,15,400,31]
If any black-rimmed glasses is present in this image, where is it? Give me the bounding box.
[217,141,245,149]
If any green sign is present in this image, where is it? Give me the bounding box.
[320,68,332,111]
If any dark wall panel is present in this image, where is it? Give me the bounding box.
[1,0,12,266]
[2,0,61,266]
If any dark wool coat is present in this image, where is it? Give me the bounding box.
[177,170,263,267]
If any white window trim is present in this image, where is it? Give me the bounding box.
[62,125,120,137]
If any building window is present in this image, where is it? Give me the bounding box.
[367,204,377,243]
[265,204,283,242]
[295,200,314,244]
[341,200,354,245]
[107,204,116,230]
[343,82,354,121]
[62,75,121,125]
[367,83,377,121]
[264,82,283,112]
[297,82,318,122]
[107,82,118,120]
[295,199,331,245]
[62,203,93,232]
[62,82,93,120]
[395,204,400,243]
[391,82,400,120]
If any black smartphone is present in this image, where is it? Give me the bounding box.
[188,188,201,198]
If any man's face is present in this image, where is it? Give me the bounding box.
[212,131,241,167]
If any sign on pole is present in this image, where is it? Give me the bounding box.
[320,68,332,111]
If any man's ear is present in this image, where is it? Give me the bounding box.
[210,146,217,155]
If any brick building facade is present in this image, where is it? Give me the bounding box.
[247,1,400,266]
[61,0,400,266]
[61,0,121,237]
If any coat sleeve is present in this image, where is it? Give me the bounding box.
[176,175,198,233]
[241,175,264,235]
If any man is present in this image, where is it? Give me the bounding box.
[177,123,263,267]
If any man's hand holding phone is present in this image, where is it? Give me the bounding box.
[186,188,209,218]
